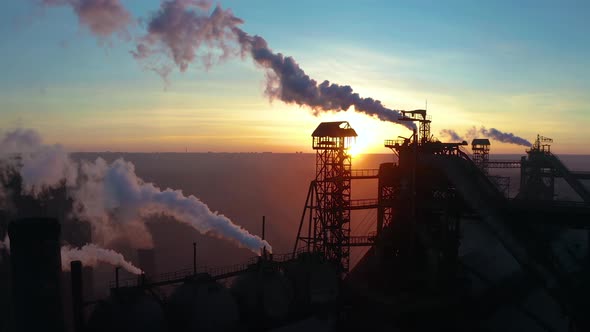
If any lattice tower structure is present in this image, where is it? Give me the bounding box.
[311,122,357,272]
[472,139,491,175]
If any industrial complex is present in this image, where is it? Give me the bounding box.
[1,110,590,331]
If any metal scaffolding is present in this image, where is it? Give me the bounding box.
[294,122,357,272]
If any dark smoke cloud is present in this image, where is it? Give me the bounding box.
[440,126,531,147]
[134,0,415,130]
[42,0,132,38]
[132,0,241,72]
[480,127,531,147]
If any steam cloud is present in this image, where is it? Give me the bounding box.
[0,234,9,252]
[41,0,132,38]
[0,129,77,195]
[440,127,531,147]
[75,157,272,253]
[439,129,462,141]
[480,127,531,146]
[0,129,271,254]
[0,236,140,274]
[61,244,142,275]
[132,0,415,130]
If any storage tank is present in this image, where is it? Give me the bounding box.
[86,290,166,332]
[231,269,294,323]
[167,276,239,332]
[8,217,65,332]
[284,253,340,307]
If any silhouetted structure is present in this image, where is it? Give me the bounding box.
[8,217,65,332]
[71,261,84,332]
[296,122,357,272]
[6,116,590,332]
[472,138,491,174]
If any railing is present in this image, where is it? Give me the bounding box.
[487,160,521,168]
[384,139,406,148]
[349,198,379,210]
[510,199,590,209]
[109,249,306,289]
[572,171,590,180]
[349,169,379,178]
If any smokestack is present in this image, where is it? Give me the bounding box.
[193,242,197,275]
[8,217,65,332]
[70,260,84,332]
[262,216,266,241]
[82,266,94,300]
[137,249,157,278]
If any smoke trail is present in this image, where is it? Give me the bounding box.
[0,235,9,263]
[0,234,9,251]
[440,126,531,147]
[41,0,132,38]
[0,129,270,254]
[0,237,140,274]
[133,0,414,130]
[73,158,271,253]
[0,129,78,196]
[439,129,462,141]
[61,243,142,275]
[480,127,531,147]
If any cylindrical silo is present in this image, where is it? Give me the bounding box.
[167,276,239,332]
[8,217,65,332]
[232,270,294,324]
[86,289,167,332]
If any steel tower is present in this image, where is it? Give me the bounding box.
[295,122,357,271]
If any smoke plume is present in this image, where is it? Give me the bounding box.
[0,129,271,254]
[0,129,78,196]
[440,126,531,147]
[61,243,142,275]
[41,0,132,38]
[133,0,414,130]
[480,127,531,146]
[0,234,9,252]
[73,157,272,253]
[0,236,140,274]
[439,129,462,141]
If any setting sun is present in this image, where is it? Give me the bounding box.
[348,136,370,157]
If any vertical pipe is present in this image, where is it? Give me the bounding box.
[193,242,197,275]
[115,267,120,289]
[262,216,266,241]
[71,260,84,332]
[410,128,418,257]
[8,217,65,332]
[307,184,313,253]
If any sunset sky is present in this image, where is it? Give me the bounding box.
[1,0,588,154]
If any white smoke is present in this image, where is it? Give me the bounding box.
[0,129,271,254]
[0,234,9,251]
[72,158,271,253]
[0,233,141,274]
[61,244,142,275]
[0,129,78,196]
[0,234,9,263]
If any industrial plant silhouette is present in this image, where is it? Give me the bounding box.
[1,110,590,332]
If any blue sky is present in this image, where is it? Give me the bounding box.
[0,0,588,153]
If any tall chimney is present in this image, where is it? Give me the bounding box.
[71,260,84,332]
[8,217,65,332]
